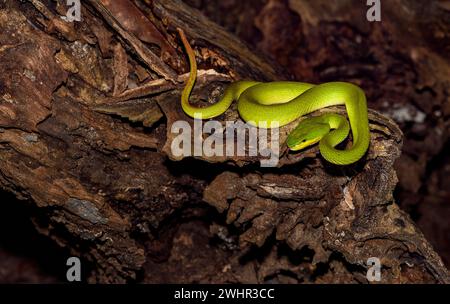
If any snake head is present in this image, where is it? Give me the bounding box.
[286,117,330,151]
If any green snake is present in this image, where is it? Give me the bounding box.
[177,29,370,165]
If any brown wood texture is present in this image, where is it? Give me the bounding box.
[0,0,448,283]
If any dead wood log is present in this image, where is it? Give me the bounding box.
[0,0,448,283]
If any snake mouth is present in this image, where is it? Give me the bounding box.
[287,137,321,151]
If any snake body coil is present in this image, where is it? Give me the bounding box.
[178,29,370,165]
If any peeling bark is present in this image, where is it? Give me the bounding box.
[0,0,448,283]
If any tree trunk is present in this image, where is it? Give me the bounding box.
[0,0,448,283]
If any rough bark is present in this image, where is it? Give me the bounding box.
[0,0,448,283]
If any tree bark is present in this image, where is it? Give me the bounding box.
[0,0,448,283]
